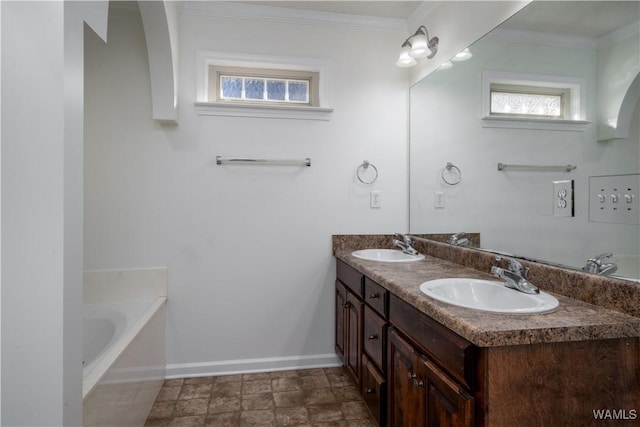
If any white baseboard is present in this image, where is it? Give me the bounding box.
[165,353,342,379]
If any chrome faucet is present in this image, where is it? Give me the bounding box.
[583,253,618,276]
[393,233,419,255]
[491,256,539,294]
[448,232,469,247]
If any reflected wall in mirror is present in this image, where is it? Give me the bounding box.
[409,1,640,281]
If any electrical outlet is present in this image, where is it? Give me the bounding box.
[589,174,639,224]
[370,191,381,209]
[434,191,445,209]
[553,180,574,217]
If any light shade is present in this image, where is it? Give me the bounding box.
[451,48,472,62]
[438,61,453,71]
[409,33,431,59]
[396,44,417,68]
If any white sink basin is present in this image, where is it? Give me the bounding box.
[352,249,425,263]
[419,278,559,314]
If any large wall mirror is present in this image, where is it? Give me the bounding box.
[409,1,640,282]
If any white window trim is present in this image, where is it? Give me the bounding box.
[195,51,333,120]
[481,71,590,131]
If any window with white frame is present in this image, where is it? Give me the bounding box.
[208,65,319,107]
[481,71,588,130]
[490,84,569,119]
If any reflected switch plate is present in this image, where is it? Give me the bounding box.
[553,180,574,217]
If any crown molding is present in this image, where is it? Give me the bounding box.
[407,1,439,32]
[598,21,640,49]
[180,1,408,33]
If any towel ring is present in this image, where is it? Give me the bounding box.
[442,162,461,185]
[357,161,378,184]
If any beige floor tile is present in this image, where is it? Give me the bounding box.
[272,377,302,393]
[308,404,344,423]
[304,388,337,406]
[146,368,375,427]
[174,398,209,417]
[274,391,306,408]
[204,411,241,427]
[240,409,276,426]
[179,384,212,400]
[275,406,310,426]
[211,381,242,397]
[300,375,331,390]
[167,415,206,427]
[208,395,241,414]
[241,392,274,411]
[242,378,272,394]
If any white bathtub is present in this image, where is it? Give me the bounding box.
[83,268,167,427]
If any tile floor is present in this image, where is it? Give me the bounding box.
[145,367,377,427]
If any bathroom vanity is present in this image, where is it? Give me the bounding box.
[334,235,640,427]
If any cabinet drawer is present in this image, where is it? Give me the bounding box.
[361,354,386,426]
[389,294,475,390]
[364,277,388,318]
[363,305,386,373]
[337,259,363,297]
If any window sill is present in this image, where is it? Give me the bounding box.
[481,116,590,131]
[194,102,333,121]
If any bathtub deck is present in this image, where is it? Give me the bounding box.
[145,367,376,426]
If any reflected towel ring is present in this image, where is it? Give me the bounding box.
[357,161,378,184]
[442,162,461,185]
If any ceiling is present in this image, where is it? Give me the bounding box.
[238,1,426,20]
[500,1,640,38]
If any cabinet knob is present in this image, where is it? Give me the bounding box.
[365,387,375,394]
[407,372,417,380]
[368,334,378,340]
[369,293,380,299]
[413,379,424,388]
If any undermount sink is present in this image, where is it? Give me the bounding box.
[352,249,425,263]
[419,278,559,314]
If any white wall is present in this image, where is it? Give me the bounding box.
[84,3,409,376]
[1,1,107,424]
[410,34,639,277]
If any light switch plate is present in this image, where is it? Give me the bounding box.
[434,191,445,209]
[589,174,639,224]
[553,180,574,217]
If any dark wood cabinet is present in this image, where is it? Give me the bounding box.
[335,258,639,426]
[422,358,474,427]
[387,328,426,427]
[335,281,346,360]
[345,289,363,383]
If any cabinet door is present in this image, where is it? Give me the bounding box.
[361,354,386,425]
[387,329,425,427]
[363,304,386,373]
[335,281,347,361]
[345,290,363,384]
[420,359,474,427]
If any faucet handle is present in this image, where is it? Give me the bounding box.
[495,256,526,275]
[592,253,613,263]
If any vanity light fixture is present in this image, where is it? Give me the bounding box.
[396,25,439,68]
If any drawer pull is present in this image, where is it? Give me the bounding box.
[413,379,424,388]
[364,387,375,394]
[369,293,380,299]
[408,372,417,380]
[368,334,378,340]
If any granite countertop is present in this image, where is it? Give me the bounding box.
[335,250,640,347]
